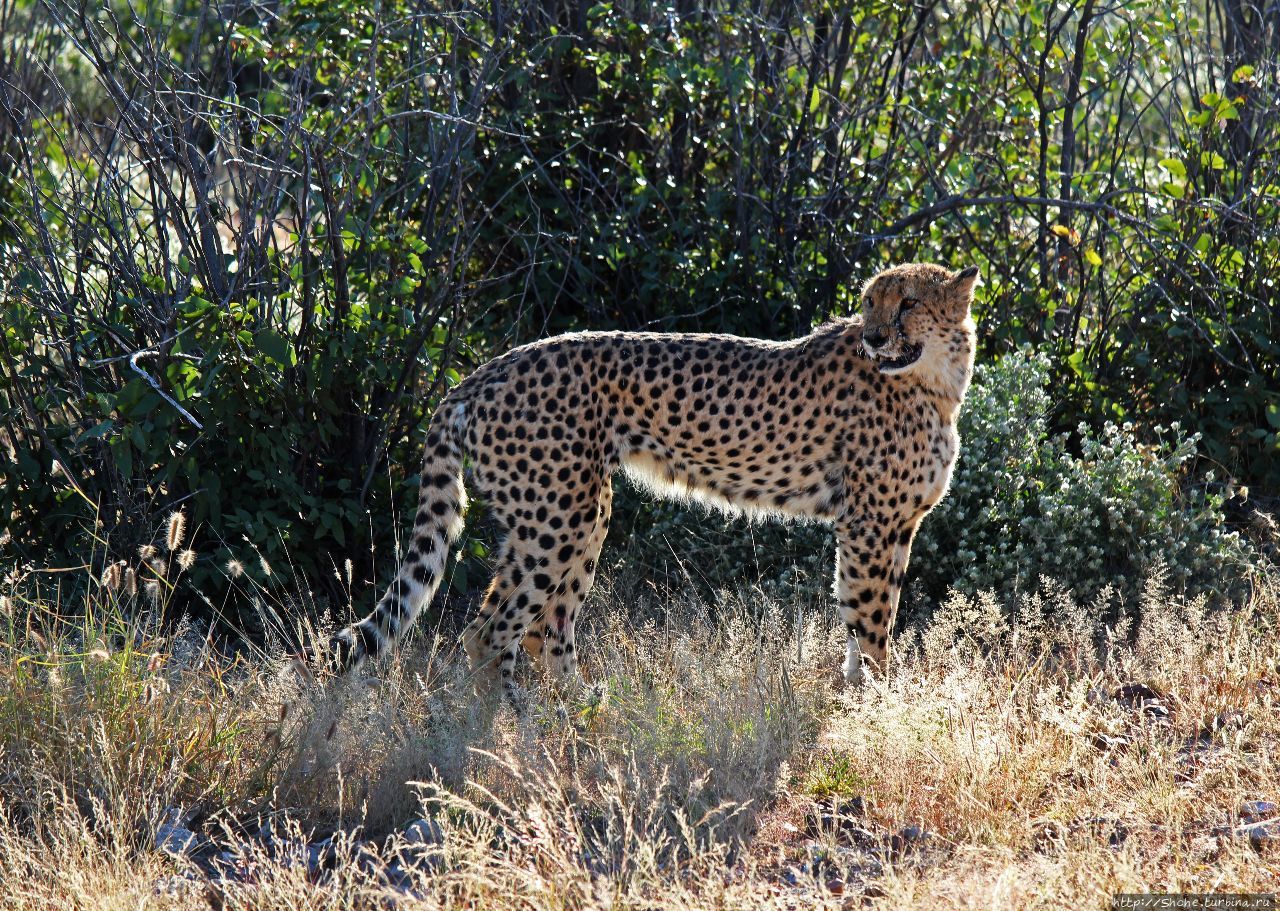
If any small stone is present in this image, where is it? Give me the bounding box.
[817,813,870,844]
[402,817,444,847]
[887,825,934,859]
[1241,800,1278,824]
[1091,731,1130,752]
[825,878,845,895]
[1070,816,1128,848]
[156,823,201,856]
[1113,682,1171,723]
[838,825,882,853]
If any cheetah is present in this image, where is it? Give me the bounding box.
[331,262,979,692]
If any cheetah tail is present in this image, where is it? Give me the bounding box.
[329,406,467,673]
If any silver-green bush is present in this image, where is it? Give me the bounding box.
[912,349,1255,601]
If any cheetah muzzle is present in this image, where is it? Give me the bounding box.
[330,262,981,699]
[873,341,923,373]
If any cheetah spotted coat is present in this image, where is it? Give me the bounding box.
[332,262,979,692]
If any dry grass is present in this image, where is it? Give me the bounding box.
[1,558,1278,909]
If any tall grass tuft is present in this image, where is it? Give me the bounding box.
[1,532,1278,908]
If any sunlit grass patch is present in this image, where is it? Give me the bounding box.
[0,548,1277,909]
[0,589,274,827]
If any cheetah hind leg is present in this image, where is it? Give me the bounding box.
[461,543,545,713]
[524,483,611,697]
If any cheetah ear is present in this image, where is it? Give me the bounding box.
[945,266,979,316]
[949,266,980,304]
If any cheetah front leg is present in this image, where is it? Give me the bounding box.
[834,516,922,684]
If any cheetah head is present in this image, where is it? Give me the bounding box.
[860,263,980,376]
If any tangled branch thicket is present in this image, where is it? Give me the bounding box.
[1,0,1278,621]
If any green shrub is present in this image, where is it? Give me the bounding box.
[2,0,1277,630]
[914,349,1257,603]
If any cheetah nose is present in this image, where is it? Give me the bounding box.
[865,328,888,349]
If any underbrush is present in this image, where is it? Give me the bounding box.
[1,558,1278,909]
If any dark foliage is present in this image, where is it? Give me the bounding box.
[0,0,1276,621]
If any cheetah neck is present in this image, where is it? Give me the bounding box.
[910,321,976,420]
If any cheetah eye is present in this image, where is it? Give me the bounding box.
[899,297,920,312]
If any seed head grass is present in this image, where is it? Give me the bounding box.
[0,537,1277,909]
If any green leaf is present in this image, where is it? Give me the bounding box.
[75,420,115,443]
[132,392,161,418]
[255,329,295,367]
[17,450,40,481]
[113,440,133,479]
[181,295,213,318]
[1158,157,1186,180]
